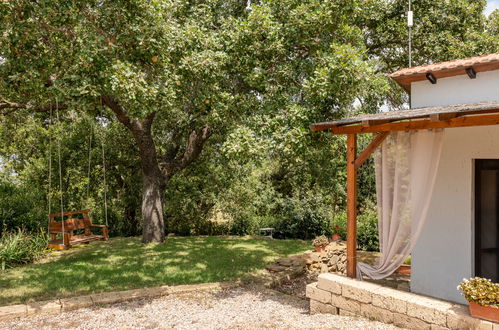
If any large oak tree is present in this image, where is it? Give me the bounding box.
[0,0,376,242]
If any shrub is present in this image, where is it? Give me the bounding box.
[458,277,499,306]
[357,207,379,251]
[331,205,379,251]
[274,193,331,239]
[331,212,347,240]
[0,229,48,269]
[0,181,47,233]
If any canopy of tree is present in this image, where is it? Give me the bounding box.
[0,0,497,242]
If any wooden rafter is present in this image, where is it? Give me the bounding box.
[429,113,457,122]
[362,119,392,127]
[310,102,499,132]
[331,112,499,135]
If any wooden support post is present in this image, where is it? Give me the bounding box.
[63,233,70,246]
[346,133,357,278]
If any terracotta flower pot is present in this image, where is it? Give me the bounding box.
[314,245,327,252]
[469,302,499,323]
[332,233,340,241]
[395,264,411,275]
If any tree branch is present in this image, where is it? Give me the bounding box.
[160,125,213,179]
[101,96,138,131]
[0,98,68,115]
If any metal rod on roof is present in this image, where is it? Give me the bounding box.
[408,0,413,68]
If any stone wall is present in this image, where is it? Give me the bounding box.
[306,273,499,330]
[266,241,346,279]
[305,242,347,275]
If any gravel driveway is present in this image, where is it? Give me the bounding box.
[0,286,401,329]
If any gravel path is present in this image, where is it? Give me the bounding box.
[0,286,401,329]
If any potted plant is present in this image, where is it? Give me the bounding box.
[458,277,499,323]
[312,235,329,252]
[396,256,411,275]
[331,225,341,241]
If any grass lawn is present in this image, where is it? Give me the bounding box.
[0,236,309,306]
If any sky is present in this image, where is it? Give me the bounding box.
[486,0,499,16]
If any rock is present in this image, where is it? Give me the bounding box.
[266,264,287,272]
[292,259,306,267]
[330,255,340,265]
[320,264,329,274]
[276,258,294,267]
[308,253,321,263]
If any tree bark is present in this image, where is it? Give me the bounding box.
[132,115,166,243]
[140,165,165,243]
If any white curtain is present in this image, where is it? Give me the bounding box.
[357,129,444,280]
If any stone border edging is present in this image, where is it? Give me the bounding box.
[0,282,238,322]
[306,273,498,330]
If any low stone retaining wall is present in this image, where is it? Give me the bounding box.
[306,273,498,330]
[0,282,237,322]
[266,241,346,279]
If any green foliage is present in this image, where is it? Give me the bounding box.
[360,0,498,107]
[404,256,411,265]
[458,277,499,307]
[0,181,46,233]
[357,206,379,252]
[273,193,332,239]
[0,229,48,269]
[331,205,379,252]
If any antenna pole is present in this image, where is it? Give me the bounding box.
[408,0,413,67]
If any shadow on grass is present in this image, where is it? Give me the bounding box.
[0,236,309,306]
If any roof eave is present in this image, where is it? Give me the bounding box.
[390,60,499,93]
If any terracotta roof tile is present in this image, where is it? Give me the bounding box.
[390,52,499,78]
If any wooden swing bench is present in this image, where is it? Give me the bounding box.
[47,209,108,250]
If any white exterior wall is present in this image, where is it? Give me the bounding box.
[411,70,499,108]
[411,125,499,304]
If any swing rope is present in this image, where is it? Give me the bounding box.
[46,100,109,247]
[100,107,109,227]
[55,99,65,244]
[86,119,93,204]
[46,106,53,238]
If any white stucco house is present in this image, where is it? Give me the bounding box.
[311,52,499,305]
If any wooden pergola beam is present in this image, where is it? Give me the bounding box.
[362,119,392,127]
[331,112,499,135]
[429,113,457,122]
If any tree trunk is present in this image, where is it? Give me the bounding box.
[132,118,166,244]
[141,168,165,243]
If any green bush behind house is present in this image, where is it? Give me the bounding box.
[332,205,379,252]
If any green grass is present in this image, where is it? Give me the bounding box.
[0,236,309,306]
